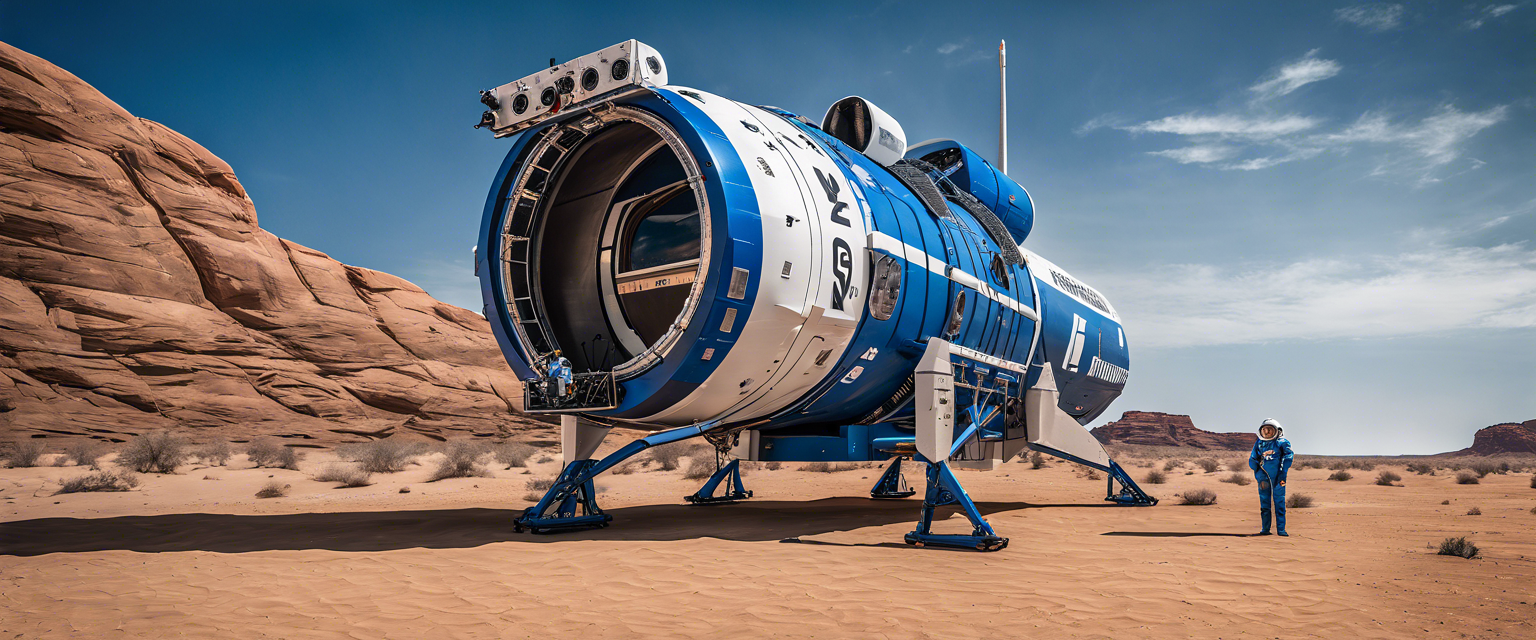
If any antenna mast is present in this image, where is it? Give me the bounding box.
[998,40,1007,176]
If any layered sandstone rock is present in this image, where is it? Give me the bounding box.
[1091,411,1255,450]
[1449,420,1536,456]
[0,42,542,443]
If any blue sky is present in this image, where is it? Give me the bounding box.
[5,1,1532,454]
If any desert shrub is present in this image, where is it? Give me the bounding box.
[1437,536,1478,559]
[338,438,423,473]
[1350,460,1377,472]
[526,477,555,491]
[1442,499,1451,505]
[765,461,782,471]
[1231,459,1250,472]
[5,439,47,468]
[522,492,543,502]
[1030,451,1045,469]
[313,463,372,488]
[1287,493,1314,508]
[1406,462,1434,475]
[1466,506,1481,516]
[1530,475,1535,489]
[800,461,860,472]
[1222,473,1252,486]
[1456,471,1479,485]
[119,431,187,474]
[64,440,105,469]
[1196,458,1219,473]
[684,456,718,480]
[191,441,231,466]
[1376,470,1402,486]
[1179,488,1218,505]
[1329,460,1349,471]
[1144,469,1167,484]
[492,442,537,469]
[246,438,302,470]
[1163,459,1183,472]
[649,441,692,471]
[55,469,139,494]
[426,440,490,482]
[255,481,288,498]
[1469,460,1499,477]
[610,461,638,475]
[1328,470,1352,481]
[1085,469,1101,481]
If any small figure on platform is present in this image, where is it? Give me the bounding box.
[545,351,573,397]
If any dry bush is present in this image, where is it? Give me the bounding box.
[1287,493,1314,508]
[1328,470,1353,481]
[649,441,693,471]
[1144,469,1167,485]
[56,469,139,494]
[1179,488,1218,505]
[1376,470,1402,486]
[1229,459,1249,472]
[255,481,288,498]
[1350,459,1377,472]
[1456,471,1480,485]
[1221,473,1251,486]
[1530,475,1535,489]
[1441,499,1450,505]
[1437,536,1478,559]
[800,461,860,473]
[1196,458,1219,473]
[246,438,302,470]
[1407,462,1434,475]
[522,492,543,502]
[1469,460,1500,477]
[193,441,231,466]
[1030,451,1045,469]
[64,440,105,469]
[492,442,537,469]
[338,438,423,473]
[120,431,187,474]
[535,455,554,464]
[610,461,638,475]
[313,463,372,488]
[426,440,490,482]
[1466,506,1481,516]
[683,456,716,480]
[1084,468,1101,481]
[1163,459,1183,472]
[765,461,782,471]
[526,477,555,491]
[5,439,47,468]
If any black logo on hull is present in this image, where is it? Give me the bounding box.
[831,237,852,311]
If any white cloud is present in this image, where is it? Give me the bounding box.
[1335,4,1405,31]
[1148,145,1238,164]
[1221,147,1324,171]
[1325,105,1509,166]
[1103,243,1536,348]
[937,42,962,55]
[1249,50,1342,99]
[1465,4,1518,29]
[1122,113,1321,139]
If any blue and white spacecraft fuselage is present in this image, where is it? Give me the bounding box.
[474,41,1151,547]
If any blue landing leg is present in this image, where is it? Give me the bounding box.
[870,457,916,499]
[904,461,1009,552]
[514,458,610,534]
[1105,460,1159,506]
[684,458,753,504]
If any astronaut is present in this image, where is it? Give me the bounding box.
[545,351,574,397]
[1248,418,1294,537]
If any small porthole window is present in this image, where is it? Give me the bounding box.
[868,254,902,321]
[945,291,968,337]
[990,255,1009,287]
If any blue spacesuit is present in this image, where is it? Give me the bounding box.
[1248,419,1293,536]
[546,353,573,396]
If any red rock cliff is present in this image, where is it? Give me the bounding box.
[1091,411,1256,450]
[1449,420,1536,456]
[0,42,539,443]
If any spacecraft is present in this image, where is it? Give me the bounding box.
[474,40,1154,551]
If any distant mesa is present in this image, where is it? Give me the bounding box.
[1091,411,1256,450]
[0,42,544,443]
[1448,420,1536,456]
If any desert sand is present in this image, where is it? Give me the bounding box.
[3,442,1534,639]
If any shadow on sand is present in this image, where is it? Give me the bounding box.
[0,498,1119,556]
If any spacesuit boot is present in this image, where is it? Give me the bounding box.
[1258,495,1272,535]
[1274,483,1288,536]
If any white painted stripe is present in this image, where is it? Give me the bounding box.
[949,342,1028,373]
[868,231,1039,323]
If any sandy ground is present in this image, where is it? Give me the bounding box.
[2,445,1534,639]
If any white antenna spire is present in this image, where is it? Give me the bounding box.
[998,39,1007,176]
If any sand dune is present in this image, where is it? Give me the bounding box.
[3,452,1534,638]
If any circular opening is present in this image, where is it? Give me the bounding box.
[520,115,706,373]
[611,58,630,81]
[646,56,661,75]
[539,87,556,106]
[554,76,575,94]
[511,93,529,115]
[581,68,600,92]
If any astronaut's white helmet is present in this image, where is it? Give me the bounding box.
[1258,419,1284,441]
